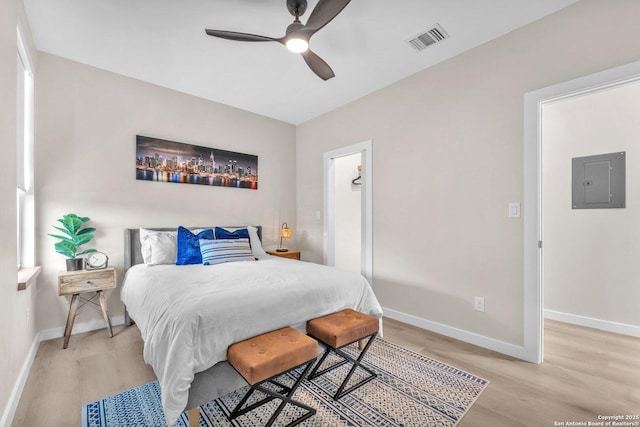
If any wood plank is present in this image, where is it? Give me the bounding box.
[188,406,200,427]
[13,318,640,426]
[17,266,41,291]
[383,318,640,427]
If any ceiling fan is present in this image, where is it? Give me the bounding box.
[205,0,350,80]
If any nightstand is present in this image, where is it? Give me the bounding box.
[58,267,116,349]
[266,250,301,260]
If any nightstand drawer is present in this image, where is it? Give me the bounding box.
[58,268,116,295]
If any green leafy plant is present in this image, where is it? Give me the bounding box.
[48,213,97,259]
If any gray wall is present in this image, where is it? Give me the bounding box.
[296,0,640,346]
[34,53,297,331]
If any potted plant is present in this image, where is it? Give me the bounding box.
[49,213,97,271]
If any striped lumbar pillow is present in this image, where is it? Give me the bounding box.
[199,238,256,265]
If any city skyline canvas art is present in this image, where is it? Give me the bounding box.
[136,135,258,190]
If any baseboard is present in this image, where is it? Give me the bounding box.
[0,315,125,427]
[0,329,40,427]
[38,314,125,342]
[383,307,531,361]
[544,309,640,338]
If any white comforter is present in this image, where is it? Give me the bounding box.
[120,257,383,426]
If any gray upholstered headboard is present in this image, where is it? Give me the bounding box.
[124,226,262,271]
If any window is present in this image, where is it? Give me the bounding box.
[17,26,35,271]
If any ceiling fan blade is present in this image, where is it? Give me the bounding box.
[205,29,278,42]
[301,49,335,80]
[304,0,351,33]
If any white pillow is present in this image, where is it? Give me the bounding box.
[139,228,177,265]
[199,238,255,265]
[247,226,268,257]
[146,233,178,265]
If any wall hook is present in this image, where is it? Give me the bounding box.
[352,165,362,185]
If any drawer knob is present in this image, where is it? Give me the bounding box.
[84,280,93,286]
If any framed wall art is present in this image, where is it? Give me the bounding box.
[135,135,258,190]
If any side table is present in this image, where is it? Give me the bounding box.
[58,267,116,349]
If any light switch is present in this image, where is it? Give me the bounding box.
[508,202,520,218]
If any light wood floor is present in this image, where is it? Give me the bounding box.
[13,318,640,426]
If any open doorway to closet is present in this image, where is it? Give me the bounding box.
[323,140,373,285]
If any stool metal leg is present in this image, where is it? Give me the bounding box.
[308,332,378,400]
[333,333,377,399]
[228,358,317,427]
[307,348,350,378]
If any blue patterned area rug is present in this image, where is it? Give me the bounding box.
[82,338,488,426]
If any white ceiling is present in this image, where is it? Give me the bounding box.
[24,0,577,125]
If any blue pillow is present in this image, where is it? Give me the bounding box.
[176,226,214,265]
[199,238,256,265]
[214,227,250,245]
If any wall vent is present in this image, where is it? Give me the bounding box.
[406,24,449,52]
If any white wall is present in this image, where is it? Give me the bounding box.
[34,53,297,331]
[0,0,21,420]
[296,0,640,347]
[0,0,38,424]
[542,81,640,329]
[334,153,361,273]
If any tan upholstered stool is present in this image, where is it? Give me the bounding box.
[306,309,379,400]
[227,326,318,427]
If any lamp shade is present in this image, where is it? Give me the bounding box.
[281,226,292,239]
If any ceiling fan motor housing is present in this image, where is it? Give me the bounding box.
[286,21,305,35]
[287,0,307,17]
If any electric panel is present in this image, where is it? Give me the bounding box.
[572,152,625,209]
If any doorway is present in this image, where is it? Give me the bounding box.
[524,60,640,363]
[333,152,362,273]
[323,140,373,285]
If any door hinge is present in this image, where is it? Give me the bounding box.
[538,240,542,249]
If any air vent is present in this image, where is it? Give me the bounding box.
[406,24,449,52]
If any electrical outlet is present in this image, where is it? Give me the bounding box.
[474,296,485,312]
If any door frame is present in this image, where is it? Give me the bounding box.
[323,140,373,285]
[523,60,640,363]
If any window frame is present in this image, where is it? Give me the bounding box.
[16,25,36,280]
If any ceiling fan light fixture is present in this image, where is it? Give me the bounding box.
[286,37,308,53]
[204,0,350,79]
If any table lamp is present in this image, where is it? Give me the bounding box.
[277,222,292,252]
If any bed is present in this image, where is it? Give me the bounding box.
[121,226,383,426]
